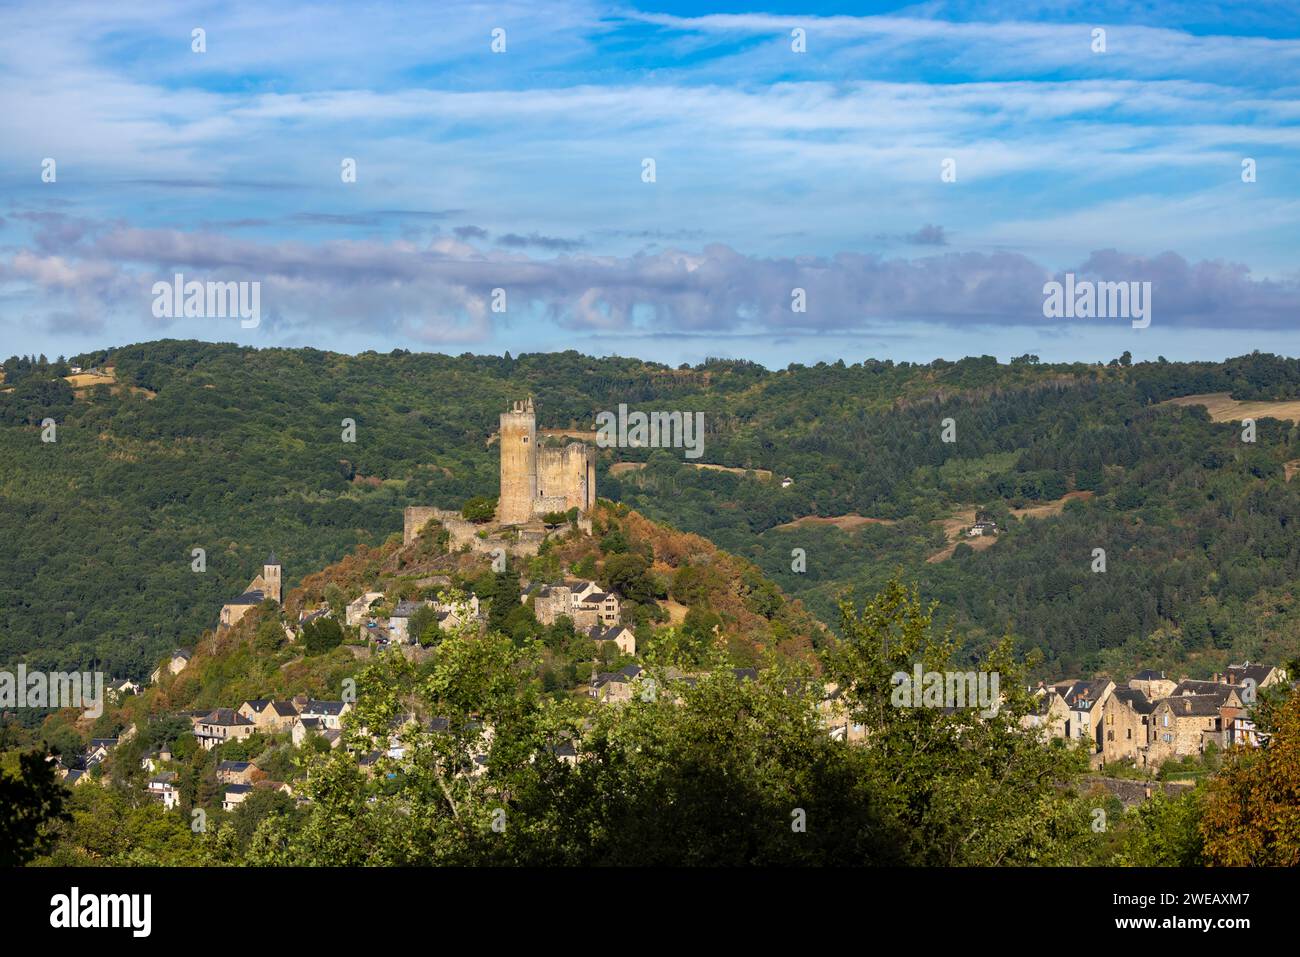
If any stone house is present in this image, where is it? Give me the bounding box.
[1021,687,1070,739]
[572,582,620,629]
[238,699,299,733]
[294,698,350,730]
[588,623,636,657]
[387,596,481,643]
[216,760,259,786]
[193,708,257,751]
[345,592,385,627]
[528,580,621,629]
[592,664,645,704]
[1101,687,1155,766]
[1054,678,1115,753]
[149,649,191,684]
[1128,669,1177,701]
[222,784,253,812]
[1147,693,1238,765]
[291,716,345,748]
[1220,662,1288,695]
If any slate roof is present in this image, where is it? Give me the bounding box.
[1110,686,1155,714]
[594,664,644,688]
[1163,695,1226,718]
[1174,679,1223,695]
[225,590,265,606]
[1226,663,1275,686]
[1061,679,1110,710]
[300,699,345,716]
[1029,689,1064,715]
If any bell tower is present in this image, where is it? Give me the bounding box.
[262,552,282,604]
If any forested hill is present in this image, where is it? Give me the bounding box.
[6,341,1300,680]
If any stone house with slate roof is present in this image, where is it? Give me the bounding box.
[194,708,257,751]
[1101,686,1155,766]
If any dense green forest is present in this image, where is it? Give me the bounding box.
[5,341,1300,680]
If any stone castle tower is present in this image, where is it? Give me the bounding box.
[498,397,595,525]
[498,398,539,524]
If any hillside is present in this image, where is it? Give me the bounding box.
[7,343,1300,679]
[84,501,822,727]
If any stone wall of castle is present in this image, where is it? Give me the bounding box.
[537,442,595,514]
[401,399,594,559]
[402,506,550,557]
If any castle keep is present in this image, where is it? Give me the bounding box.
[403,397,595,552]
[498,397,596,524]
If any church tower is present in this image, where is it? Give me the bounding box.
[262,552,282,604]
[498,398,537,524]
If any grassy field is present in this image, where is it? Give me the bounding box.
[926,491,1095,563]
[775,514,898,531]
[611,461,774,480]
[1162,392,1300,423]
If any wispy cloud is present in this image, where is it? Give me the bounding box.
[1,0,1297,363]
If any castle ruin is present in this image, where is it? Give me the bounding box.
[498,397,595,524]
[403,397,595,552]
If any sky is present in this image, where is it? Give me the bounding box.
[1,0,1298,368]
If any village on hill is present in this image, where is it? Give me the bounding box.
[39,399,1291,825]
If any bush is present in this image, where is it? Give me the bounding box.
[302,618,344,656]
[462,496,497,523]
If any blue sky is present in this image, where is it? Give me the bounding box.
[2,0,1298,367]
